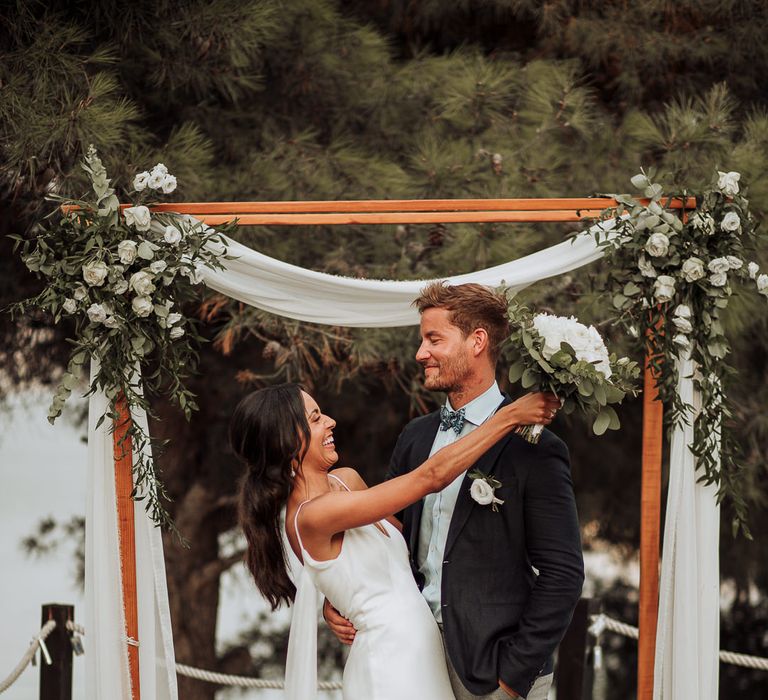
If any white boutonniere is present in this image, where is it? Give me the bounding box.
[468,470,504,512]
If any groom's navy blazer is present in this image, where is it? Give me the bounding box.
[388,395,584,698]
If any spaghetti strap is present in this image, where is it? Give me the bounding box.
[328,472,352,491]
[293,501,310,553]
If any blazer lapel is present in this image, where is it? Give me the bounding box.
[406,413,441,558]
[444,396,513,556]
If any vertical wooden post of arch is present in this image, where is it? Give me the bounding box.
[114,391,141,699]
[637,324,663,700]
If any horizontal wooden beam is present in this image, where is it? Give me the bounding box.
[145,196,696,215]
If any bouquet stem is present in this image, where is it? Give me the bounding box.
[515,423,544,444]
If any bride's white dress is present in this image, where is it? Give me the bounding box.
[284,474,456,700]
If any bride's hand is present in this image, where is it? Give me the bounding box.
[506,392,561,426]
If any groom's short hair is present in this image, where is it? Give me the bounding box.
[414,282,510,363]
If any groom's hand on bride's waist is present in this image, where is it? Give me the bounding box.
[323,598,357,645]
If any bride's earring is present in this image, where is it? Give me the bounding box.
[290,467,296,478]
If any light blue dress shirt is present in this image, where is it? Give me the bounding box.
[416,381,504,621]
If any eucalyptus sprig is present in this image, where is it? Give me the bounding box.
[580,169,767,537]
[9,146,236,533]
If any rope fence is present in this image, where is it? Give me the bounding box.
[2,613,766,695]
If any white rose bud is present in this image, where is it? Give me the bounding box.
[163,225,182,245]
[653,275,676,303]
[709,272,728,287]
[756,274,768,296]
[717,170,740,197]
[160,174,177,194]
[133,171,150,192]
[672,316,693,334]
[104,316,119,329]
[112,279,129,295]
[637,254,657,278]
[708,257,730,274]
[167,312,183,326]
[725,255,743,270]
[469,479,495,506]
[720,211,741,232]
[128,270,156,296]
[82,260,109,287]
[73,285,88,301]
[681,257,705,282]
[131,295,154,317]
[86,303,108,324]
[62,298,77,314]
[149,260,168,274]
[117,239,138,264]
[124,205,152,231]
[747,262,759,279]
[645,232,670,258]
[673,304,691,319]
[169,326,185,340]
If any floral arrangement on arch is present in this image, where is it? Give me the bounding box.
[583,169,767,536]
[10,146,234,531]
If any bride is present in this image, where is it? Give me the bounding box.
[230,383,559,700]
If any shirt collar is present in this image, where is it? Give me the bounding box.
[445,381,503,426]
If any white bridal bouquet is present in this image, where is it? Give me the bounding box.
[506,303,640,443]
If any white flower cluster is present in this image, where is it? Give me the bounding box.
[533,313,612,378]
[133,163,177,194]
[60,163,226,342]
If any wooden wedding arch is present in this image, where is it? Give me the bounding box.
[111,195,696,699]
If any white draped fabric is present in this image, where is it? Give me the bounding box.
[82,218,719,699]
[653,352,720,698]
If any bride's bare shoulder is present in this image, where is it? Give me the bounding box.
[329,467,368,491]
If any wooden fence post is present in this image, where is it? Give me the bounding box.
[557,597,602,700]
[39,603,74,700]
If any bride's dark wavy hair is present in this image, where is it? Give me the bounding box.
[230,383,311,610]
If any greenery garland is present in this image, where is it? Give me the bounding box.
[582,169,767,537]
[10,147,233,532]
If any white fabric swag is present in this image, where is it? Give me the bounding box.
[84,218,718,699]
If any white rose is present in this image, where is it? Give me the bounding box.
[681,257,705,282]
[167,312,183,326]
[128,270,156,296]
[149,260,168,274]
[152,163,168,176]
[672,316,693,334]
[133,171,150,192]
[73,285,88,301]
[725,256,743,270]
[62,298,77,314]
[720,211,741,232]
[638,254,657,278]
[82,260,109,287]
[104,316,119,329]
[673,304,691,318]
[709,272,728,287]
[147,170,165,189]
[124,205,152,231]
[717,171,740,197]
[131,295,154,317]
[645,232,670,258]
[748,262,759,279]
[169,326,185,340]
[86,303,108,324]
[756,274,768,296]
[160,174,177,194]
[653,275,676,303]
[117,239,138,264]
[470,479,496,506]
[690,212,715,236]
[112,279,129,295]
[673,334,691,352]
[163,225,182,244]
[708,257,730,274]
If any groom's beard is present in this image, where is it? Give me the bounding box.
[422,351,471,393]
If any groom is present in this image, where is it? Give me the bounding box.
[326,281,584,699]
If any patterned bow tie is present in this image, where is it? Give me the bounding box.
[439,406,466,434]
